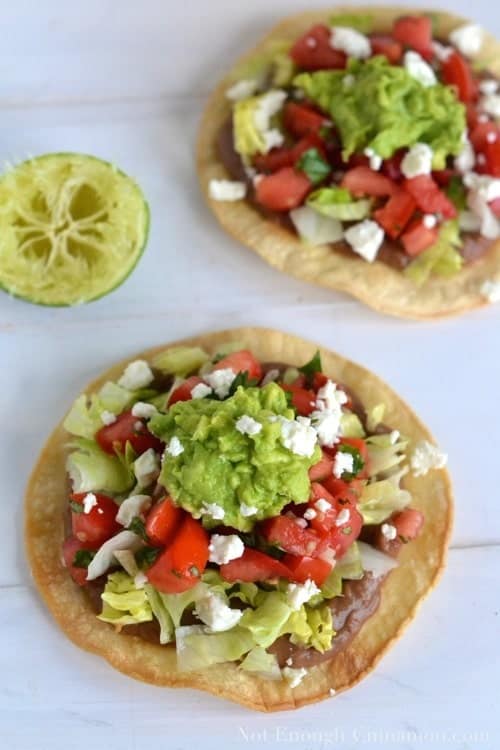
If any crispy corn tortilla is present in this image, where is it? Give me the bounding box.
[25,327,452,711]
[197,7,500,319]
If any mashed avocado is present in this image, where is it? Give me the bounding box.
[294,57,466,169]
[149,383,320,531]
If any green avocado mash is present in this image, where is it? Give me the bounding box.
[149,383,320,531]
[294,57,466,169]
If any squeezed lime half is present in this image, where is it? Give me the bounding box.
[0,153,149,305]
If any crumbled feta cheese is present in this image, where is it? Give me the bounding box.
[294,517,308,529]
[118,360,154,390]
[134,571,148,589]
[335,508,351,526]
[431,41,452,61]
[422,214,437,229]
[480,279,500,303]
[166,436,184,456]
[240,503,258,517]
[261,368,280,386]
[235,414,262,436]
[454,138,475,174]
[282,666,308,688]
[330,26,371,59]
[364,147,382,171]
[314,498,331,513]
[311,409,342,447]
[479,79,499,96]
[202,502,225,520]
[381,523,397,541]
[329,688,337,697]
[410,440,448,477]
[226,78,258,101]
[208,533,244,564]
[131,401,158,419]
[195,592,243,632]
[83,492,98,514]
[209,179,246,202]
[344,219,384,262]
[401,143,433,178]
[204,368,236,399]
[134,449,160,487]
[116,494,152,527]
[277,415,318,457]
[253,89,287,152]
[480,94,500,119]
[459,210,481,232]
[190,382,212,399]
[303,508,317,521]
[316,380,348,411]
[389,429,400,445]
[286,579,320,611]
[467,190,500,239]
[449,23,483,57]
[464,172,500,201]
[100,410,116,426]
[404,51,436,87]
[333,451,354,478]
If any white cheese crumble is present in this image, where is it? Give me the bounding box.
[401,143,433,178]
[276,415,318,457]
[303,508,317,521]
[422,214,437,229]
[282,666,308,688]
[333,451,354,478]
[116,494,152,527]
[225,78,258,101]
[330,26,371,59]
[118,360,154,390]
[344,219,384,262]
[464,172,500,201]
[166,436,184,457]
[314,498,332,513]
[131,401,158,419]
[480,94,500,119]
[202,502,225,520]
[204,368,236,399]
[195,592,243,632]
[389,429,401,445]
[209,179,246,202]
[410,440,448,477]
[134,571,148,589]
[134,449,160,487]
[431,41,452,61]
[329,688,337,697]
[403,51,437,87]
[316,380,348,411]
[208,533,244,564]
[479,79,499,96]
[381,523,397,541]
[83,492,98,514]
[286,579,320,611]
[253,89,287,152]
[467,190,500,239]
[240,503,258,517]
[454,138,475,174]
[335,508,351,527]
[449,23,483,57]
[100,410,117,426]
[261,368,280,386]
[364,147,383,171]
[235,414,262,436]
[480,279,500,303]
[191,382,213,399]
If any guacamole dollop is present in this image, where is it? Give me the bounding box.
[294,57,466,169]
[149,383,320,531]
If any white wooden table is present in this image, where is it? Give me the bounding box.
[1,1,499,747]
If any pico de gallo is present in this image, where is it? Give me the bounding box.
[61,342,445,684]
[210,13,500,284]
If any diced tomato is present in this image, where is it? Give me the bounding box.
[441,51,478,103]
[283,102,328,138]
[253,133,326,174]
[392,15,432,59]
[432,169,456,187]
[347,153,370,170]
[168,376,204,406]
[401,218,439,256]
[381,151,404,181]
[62,536,98,586]
[281,384,316,416]
[470,121,499,152]
[404,175,457,218]
[309,482,337,535]
[466,103,482,130]
[214,349,263,381]
[322,476,363,503]
[146,515,209,594]
[145,497,185,546]
[490,197,500,216]
[96,410,163,455]
[329,503,363,558]
[309,451,334,481]
[71,493,120,546]
[482,137,500,177]
[312,371,328,390]
[260,515,325,557]
[374,190,417,238]
[370,35,403,64]
[255,167,311,212]
[290,24,347,71]
[283,554,333,586]
[392,508,425,540]
[220,547,291,583]
[342,166,398,198]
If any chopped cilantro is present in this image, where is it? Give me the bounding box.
[296,148,331,185]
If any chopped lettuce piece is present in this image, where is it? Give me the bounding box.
[98,572,152,626]
[158,582,208,628]
[144,585,175,644]
[405,220,463,285]
[357,478,411,525]
[66,438,134,494]
[152,346,209,377]
[358,541,398,577]
[233,90,286,158]
[321,542,363,598]
[240,647,281,679]
[366,403,386,432]
[176,625,255,672]
[366,433,409,476]
[329,12,374,32]
[240,591,292,648]
[64,381,135,439]
[282,603,335,653]
[307,187,371,221]
[340,412,365,438]
[282,367,300,385]
[290,205,343,246]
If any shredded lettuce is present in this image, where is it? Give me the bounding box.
[282,603,335,653]
[290,205,343,246]
[358,477,411,525]
[64,382,135,439]
[144,585,175,644]
[307,187,371,221]
[366,433,408,476]
[66,438,134,493]
[321,542,363,598]
[240,647,281,679]
[98,572,152,626]
[341,412,365,438]
[366,403,385,432]
[239,591,292,648]
[405,220,463,285]
[152,346,209,377]
[176,625,255,672]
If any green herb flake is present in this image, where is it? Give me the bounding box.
[337,445,365,479]
[296,148,331,185]
[69,500,84,514]
[135,546,161,569]
[73,549,96,568]
[128,517,149,541]
[298,351,323,380]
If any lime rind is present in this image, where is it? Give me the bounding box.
[0,153,149,306]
